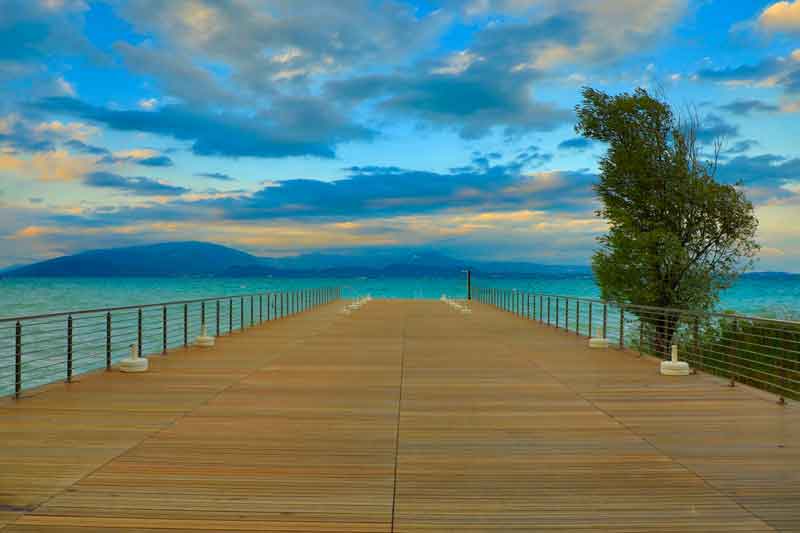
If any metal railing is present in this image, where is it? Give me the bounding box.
[0,287,341,399]
[475,287,800,402]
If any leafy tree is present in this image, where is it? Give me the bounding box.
[575,87,759,354]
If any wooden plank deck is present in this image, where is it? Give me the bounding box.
[1,300,798,532]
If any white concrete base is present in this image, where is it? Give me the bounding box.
[195,336,215,347]
[660,345,691,376]
[589,337,609,349]
[195,325,215,347]
[119,356,149,372]
[660,360,691,375]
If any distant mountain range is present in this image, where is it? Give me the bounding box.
[4,241,593,278]
[4,241,795,279]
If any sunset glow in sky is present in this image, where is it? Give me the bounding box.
[1,0,800,270]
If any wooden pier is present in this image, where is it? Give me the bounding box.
[1,300,798,532]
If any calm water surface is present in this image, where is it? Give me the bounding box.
[1,275,799,319]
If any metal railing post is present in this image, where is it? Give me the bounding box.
[240,297,244,329]
[555,297,559,329]
[107,312,113,369]
[602,304,608,339]
[137,308,143,360]
[216,300,220,336]
[575,300,580,335]
[67,315,73,382]
[15,321,22,398]
[162,306,167,354]
[229,298,233,333]
[565,298,569,331]
[588,302,593,337]
[184,304,188,347]
[259,294,263,323]
[250,296,254,326]
[619,306,625,349]
[693,316,700,369]
[639,318,644,356]
[201,301,206,329]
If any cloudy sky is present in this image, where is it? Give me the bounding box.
[1,0,799,270]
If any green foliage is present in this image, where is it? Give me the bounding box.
[575,87,759,323]
[689,317,800,400]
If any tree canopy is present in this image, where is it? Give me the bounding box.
[575,87,759,317]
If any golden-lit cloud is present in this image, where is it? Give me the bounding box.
[0,153,24,172]
[0,150,95,182]
[30,150,96,181]
[113,148,159,160]
[759,1,800,33]
[9,226,57,239]
[34,120,97,142]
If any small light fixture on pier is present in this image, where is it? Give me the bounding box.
[195,324,215,347]
[119,343,149,373]
[589,326,609,348]
[660,345,691,376]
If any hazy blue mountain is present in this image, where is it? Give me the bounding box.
[6,241,794,278]
[7,241,591,278]
[6,241,262,277]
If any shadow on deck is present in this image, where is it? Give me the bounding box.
[1,300,798,532]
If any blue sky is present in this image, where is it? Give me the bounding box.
[1,0,799,270]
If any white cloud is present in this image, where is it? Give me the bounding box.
[56,76,76,96]
[138,98,158,110]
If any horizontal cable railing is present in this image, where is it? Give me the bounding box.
[0,287,341,399]
[474,286,800,402]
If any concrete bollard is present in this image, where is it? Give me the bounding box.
[589,326,609,348]
[119,343,148,373]
[195,324,215,347]
[660,344,691,376]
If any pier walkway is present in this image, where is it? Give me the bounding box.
[1,300,798,532]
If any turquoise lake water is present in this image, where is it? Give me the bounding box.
[2,275,800,319]
[1,275,800,397]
